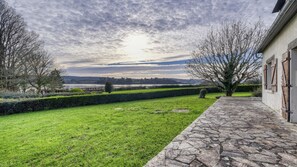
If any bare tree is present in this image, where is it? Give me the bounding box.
[0,1,54,94]
[0,1,42,91]
[0,0,25,90]
[187,21,266,96]
[17,32,42,92]
[27,50,53,95]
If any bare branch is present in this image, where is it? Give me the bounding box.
[187,20,266,96]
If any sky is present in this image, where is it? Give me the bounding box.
[6,0,278,79]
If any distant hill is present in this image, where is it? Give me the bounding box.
[63,76,201,85]
[170,78,202,85]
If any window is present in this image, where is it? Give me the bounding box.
[267,62,272,90]
[264,56,278,92]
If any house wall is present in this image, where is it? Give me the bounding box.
[262,14,297,117]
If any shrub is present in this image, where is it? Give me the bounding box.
[0,91,39,99]
[199,89,207,98]
[105,82,113,93]
[42,92,88,97]
[235,84,261,92]
[252,87,262,97]
[70,88,84,93]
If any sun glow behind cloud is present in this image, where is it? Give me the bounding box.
[119,33,152,61]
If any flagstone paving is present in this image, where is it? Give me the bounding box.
[145,97,297,167]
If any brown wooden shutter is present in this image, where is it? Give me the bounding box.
[281,51,290,121]
[271,58,278,92]
[263,64,268,89]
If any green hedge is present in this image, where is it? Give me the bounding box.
[0,85,260,115]
[235,84,261,92]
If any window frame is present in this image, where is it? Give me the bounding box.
[265,55,276,91]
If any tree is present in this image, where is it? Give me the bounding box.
[0,1,43,91]
[27,50,53,95]
[187,21,265,96]
[47,69,64,92]
[0,0,56,94]
[0,0,27,90]
[105,82,113,94]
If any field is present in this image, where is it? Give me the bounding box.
[0,92,251,166]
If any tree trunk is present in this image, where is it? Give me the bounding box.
[37,85,42,95]
[225,85,233,96]
[226,91,233,96]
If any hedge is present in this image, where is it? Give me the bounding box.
[0,85,260,115]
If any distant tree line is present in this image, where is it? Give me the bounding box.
[64,76,180,85]
[0,1,63,94]
[102,77,180,85]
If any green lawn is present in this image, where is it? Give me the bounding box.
[0,92,251,167]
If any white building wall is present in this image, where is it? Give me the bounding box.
[262,14,297,115]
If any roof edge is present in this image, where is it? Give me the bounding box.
[257,0,297,53]
[273,0,286,13]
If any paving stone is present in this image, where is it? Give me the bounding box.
[221,151,246,157]
[262,163,284,167]
[222,141,239,151]
[167,141,181,150]
[231,157,261,167]
[145,97,297,167]
[278,153,297,166]
[248,153,279,164]
[231,160,249,167]
[165,159,189,167]
[186,139,207,149]
[189,160,204,167]
[240,146,259,154]
[165,149,180,159]
[196,145,220,166]
[175,155,196,164]
[179,142,194,150]
[188,133,206,138]
[222,157,229,161]
[260,150,277,157]
[180,147,200,155]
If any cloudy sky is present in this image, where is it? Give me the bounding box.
[6,0,278,79]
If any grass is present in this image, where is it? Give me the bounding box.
[0,92,251,167]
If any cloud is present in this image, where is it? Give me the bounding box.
[66,64,188,78]
[108,59,188,66]
[6,0,278,78]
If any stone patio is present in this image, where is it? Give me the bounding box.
[145,97,297,167]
